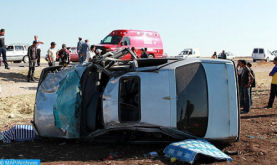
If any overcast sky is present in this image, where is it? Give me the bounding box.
[1,0,277,57]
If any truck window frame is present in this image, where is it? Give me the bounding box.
[118,76,141,123]
[175,62,209,137]
[121,37,131,46]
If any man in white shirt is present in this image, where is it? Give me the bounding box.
[86,45,96,63]
[47,42,56,66]
[34,35,44,67]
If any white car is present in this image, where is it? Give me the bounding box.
[6,43,29,63]
[272,50,277,56]
[218,52,235,61]
[252,48,275,62]
[32,48,240,143]
[174,48,200,58]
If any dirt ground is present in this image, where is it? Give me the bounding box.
[0,60,276,164]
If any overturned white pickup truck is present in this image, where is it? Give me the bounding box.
[32,48,240,143]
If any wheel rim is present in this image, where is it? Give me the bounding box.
[24,56,29,63]
[148,55,154,59]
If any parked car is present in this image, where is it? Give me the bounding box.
[6,43,29,63]
[252,48,275,62]
[218,52,235,61]
[272,50,277,56]
[67,47,78,62]
[32,48,240,143]
[95,29,163,60]
[174,48,200,58]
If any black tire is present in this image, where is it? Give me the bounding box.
[148,54,155,59]
[253,59,256,62]
[13,61,21,63]
[23,55,29,63]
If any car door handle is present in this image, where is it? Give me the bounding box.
[163,96,172,100]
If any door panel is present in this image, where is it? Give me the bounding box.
[202,62,239,141]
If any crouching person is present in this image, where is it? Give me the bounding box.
[58,44,70,67]
[27,41,38,82]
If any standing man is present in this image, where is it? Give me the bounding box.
[221,50,227,59]
[57,44,70,67]
[240,60,254,114]
[237,60,244,107]
[80,39,90,63]
[0,29,10,69]
[140,48,148,58]
[47,42,56,67]
[77,37,83,63]
[27,41,38,82]
[131,47,139,60]
[265,57,277,108]
[34,35,44,67]
[247,62,255,106]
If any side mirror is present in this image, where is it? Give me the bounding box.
[124,41,128,46]
[100,40,103,43]
[121,42,124,46]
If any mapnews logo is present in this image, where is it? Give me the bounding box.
[0,159,40,165]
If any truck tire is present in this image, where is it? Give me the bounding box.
[23,55,29,63]
[253,59,256,62]
[14,61,22,63]
[148,54,155,59]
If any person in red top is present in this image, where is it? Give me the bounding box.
[57,44,70,67]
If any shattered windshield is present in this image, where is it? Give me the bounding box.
[101,35,122,45]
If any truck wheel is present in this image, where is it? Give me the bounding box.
[23,56,29,63]
[266,57,269,62]
[148,54,155,59]
[14,61,22,63]
[253,59,256,62]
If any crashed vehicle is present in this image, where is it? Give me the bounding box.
[32,48,240,143]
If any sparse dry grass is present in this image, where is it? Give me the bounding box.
[0,94,35,128]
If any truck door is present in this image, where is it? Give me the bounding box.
[202,62,239,141]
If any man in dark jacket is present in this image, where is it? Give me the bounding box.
[77,37,83,64]
[221,50,227,59]
[140,48,148,58]
[27,41,38,82]
[0,29,10,69]
[247,62,255,106]
[240,60,254,114]
[80,39,90,63]
[57,44,70,67]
